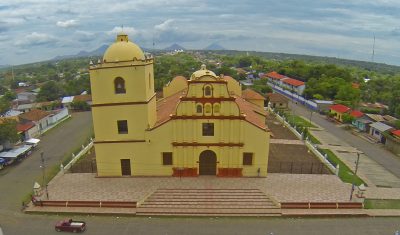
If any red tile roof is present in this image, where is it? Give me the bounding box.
[267,93,289,103]
[264,71,286,80]
[350,110,364,118]
[73,94,92,102]
[242,89,265,100]
[17,122,35,132]
[330,104,351,113]
[19,109,50,121]
[154,90,184,127]
[281,78,305,87]
[234,96,267,130]
[392,130,400,137]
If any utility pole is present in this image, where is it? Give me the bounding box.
[350,152,361,201]
[40,152,49,199]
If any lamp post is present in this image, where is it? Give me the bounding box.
[40,152,49,199]
[309,110,313,127]
[349,152,361,201]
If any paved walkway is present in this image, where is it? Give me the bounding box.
[37,173,352,203]
[311,129,400,188]
[270,139,304,145]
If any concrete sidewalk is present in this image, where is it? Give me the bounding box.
[311,129,400,188]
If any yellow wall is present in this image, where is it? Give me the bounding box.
[91,52,270,177]
[163,77,187,98]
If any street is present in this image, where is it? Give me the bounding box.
[289,102,400,178]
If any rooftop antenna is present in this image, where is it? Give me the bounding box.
[371,33,375,63]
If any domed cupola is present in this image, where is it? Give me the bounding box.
[103,33,145,63]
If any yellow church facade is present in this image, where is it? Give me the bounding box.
[90,33,271,177]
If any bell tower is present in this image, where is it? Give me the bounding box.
[89,33,156,143]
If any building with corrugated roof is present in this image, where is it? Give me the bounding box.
[90,33,271,177]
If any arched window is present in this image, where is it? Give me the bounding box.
[213,103,220,114]
[204,103,212,114]
[114,77,126,94]
[196,104,203,114]
[204,85,212,97]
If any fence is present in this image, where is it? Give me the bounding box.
[268,161,330,174]
[267,82,318,110]
[69,159,97,173]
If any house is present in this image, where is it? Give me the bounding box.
[329,104,351,122]
[267,93,289,109]
[19,109,51,133]
[241,89,265,108]
[72,94,92,105]
[263,71,286,85]
[17,122,39,140]
[369,122,394,143]
[350,110,366,131]
[16,92,37,103]
[280,78,305,95]
[48,108,69,125]
[313,100,334,113]
[385,130,400,155]
[90,33,271,177]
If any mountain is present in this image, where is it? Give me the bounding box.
[164,43,186,51]
[0,64,11,69]
[52,44,108,61]
[204,43,226,50]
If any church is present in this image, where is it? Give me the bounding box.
[89,33,271,177]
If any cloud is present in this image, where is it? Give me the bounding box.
[154,19,175,31]
[15,32,57,47]
[74,30,95,42]
[107,26,138,37]
[56,19,78,28]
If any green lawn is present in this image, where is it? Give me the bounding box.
[364,199,400,209]
[286,114,316,128]
[320,149,365,186]
[307,132,322,144]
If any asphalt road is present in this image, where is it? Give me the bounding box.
[0,110,399,235]
[289,101,400,178]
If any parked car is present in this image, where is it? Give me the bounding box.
[55,219,86,233]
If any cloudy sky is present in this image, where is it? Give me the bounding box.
[1,0,400,66]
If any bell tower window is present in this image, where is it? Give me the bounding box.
[114,77,126,94]
[204,85,212,97]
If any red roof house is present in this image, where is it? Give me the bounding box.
[281,78,305,87]
[330,104,351,122]
[392,130,400,138]
[264,71,286,80]
[350,110,364,118]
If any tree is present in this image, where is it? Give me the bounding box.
[0,119,19,144]
[342,113,355,124]
[71,101,90,111]
[37,81,64,101]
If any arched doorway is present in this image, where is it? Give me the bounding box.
[199,150,217,175]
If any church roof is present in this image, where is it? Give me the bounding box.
[242,89,265,100]
[154,90,184,127]
[103,34,145,62]
[234,96,267,130]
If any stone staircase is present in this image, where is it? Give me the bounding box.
[136,188,281,216]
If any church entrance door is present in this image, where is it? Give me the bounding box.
[199,150,217,175]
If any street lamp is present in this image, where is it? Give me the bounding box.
[40,152,49,199]
[349,151,362,201]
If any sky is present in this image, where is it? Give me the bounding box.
[1,0,400,66]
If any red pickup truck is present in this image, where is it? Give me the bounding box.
[55,219,86,233]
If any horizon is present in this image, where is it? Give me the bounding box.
[1,0,400,66]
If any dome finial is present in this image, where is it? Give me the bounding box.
[201,64,206,70]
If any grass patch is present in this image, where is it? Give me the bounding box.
[287,115,316,128]
[320,149,365,186]
[364,199,400,209]
[307,132,321,144]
